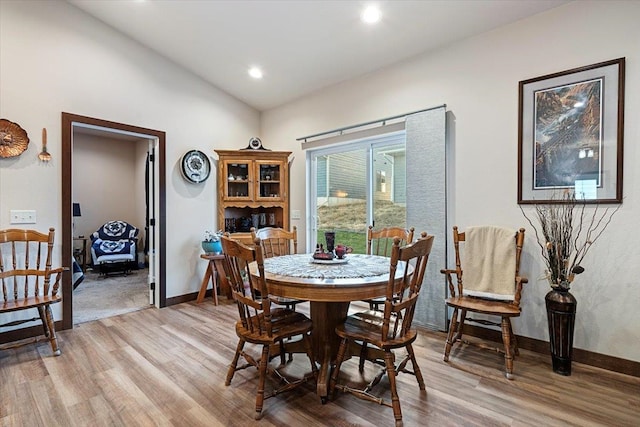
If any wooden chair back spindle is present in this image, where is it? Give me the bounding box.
[251,226,297,258]
[367,225,414,256]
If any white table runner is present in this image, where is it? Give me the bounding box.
[263,254,393,279]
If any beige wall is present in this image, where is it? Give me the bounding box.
[73,134,145,241]
[0,0,260,310]
[261,1,640,362]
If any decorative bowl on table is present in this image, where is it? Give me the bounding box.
[312,251,334,260]
[311,250,348,264]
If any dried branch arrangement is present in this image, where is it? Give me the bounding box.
[520,191,621,290]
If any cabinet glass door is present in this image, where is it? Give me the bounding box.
[224,160,252,200]
[256,160,285,201]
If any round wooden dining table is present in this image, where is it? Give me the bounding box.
[249,253,412,401]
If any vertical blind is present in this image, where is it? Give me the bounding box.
[406,106,447,331]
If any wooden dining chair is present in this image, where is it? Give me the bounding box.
[251,225,297,258]
[363,225,414,310]
[0,228,66,356]
[330,232,434,427]
[367,226,415,257]
[440,225,527,379]
[251,226,306,364]
[220,235,318,420]
[251,226,305,309]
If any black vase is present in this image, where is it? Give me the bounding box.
[545,288,577,375]
[324,231,335,252]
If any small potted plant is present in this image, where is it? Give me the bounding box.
[202,230,223,254]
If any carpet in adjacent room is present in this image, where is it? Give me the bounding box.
[73,268,150,324]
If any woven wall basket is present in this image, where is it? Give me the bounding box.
[0,119,29,158]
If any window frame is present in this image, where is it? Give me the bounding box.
[305,130,406,252]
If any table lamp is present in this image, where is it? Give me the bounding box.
[73,203,81,236]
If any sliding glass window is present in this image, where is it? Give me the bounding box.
[307,131,406,254]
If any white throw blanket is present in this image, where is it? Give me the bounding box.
[462,226,516,301]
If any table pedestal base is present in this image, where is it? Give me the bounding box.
[310,301,349,399]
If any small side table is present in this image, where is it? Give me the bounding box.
[73,237,89,272]
[197,253,228,305]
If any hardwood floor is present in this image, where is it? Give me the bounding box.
[1,299,638,426]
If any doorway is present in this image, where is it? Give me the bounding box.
[61,113,166,330]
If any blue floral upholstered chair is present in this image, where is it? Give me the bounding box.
[90,220,139,276]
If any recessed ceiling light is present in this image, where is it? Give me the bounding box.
[361,6,381,24]
[248,67,263,79]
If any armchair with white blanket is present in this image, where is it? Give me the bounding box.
[440,225,527,379]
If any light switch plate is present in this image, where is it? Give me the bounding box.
[10,210,36,224]
[291,209,301,220]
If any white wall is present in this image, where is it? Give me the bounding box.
[73,134,141,240]
[0,1,260,307]
[261,1,640,362]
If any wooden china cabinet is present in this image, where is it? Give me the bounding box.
[215,149,292,243]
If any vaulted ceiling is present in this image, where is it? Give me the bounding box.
[68,0,570,111]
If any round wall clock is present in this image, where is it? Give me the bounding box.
[181,150,211,183]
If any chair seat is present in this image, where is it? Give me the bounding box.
[254,292,304,308]
[363,295,400,306]
[271,296,305,307]
[235,308,313,344]
[362,296,385,305]
[335,310,418,350]
[1,295,62,313]
[93,253,135,263]
[445,295,521,317]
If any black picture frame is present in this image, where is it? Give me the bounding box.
[518,58,625,204]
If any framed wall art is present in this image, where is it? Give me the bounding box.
[517,58,625,204]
